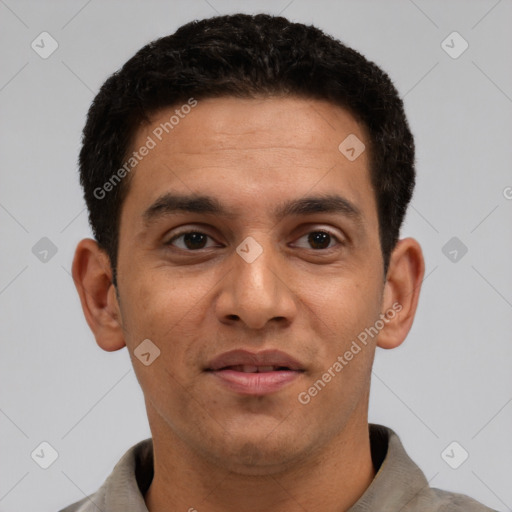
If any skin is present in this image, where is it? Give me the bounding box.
[72,96,424,512]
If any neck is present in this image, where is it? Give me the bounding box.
[145,406,376,512]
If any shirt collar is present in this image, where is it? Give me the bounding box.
[348,424,430,511]
[66,423,431,512]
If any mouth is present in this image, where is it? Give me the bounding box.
[205,349,305,396]
[217,365,294,373]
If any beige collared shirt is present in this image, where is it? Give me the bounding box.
[59,424,496,512]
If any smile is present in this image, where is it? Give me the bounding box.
[205,349,306,396]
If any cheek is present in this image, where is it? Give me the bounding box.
[138,363,201,435]
[299,275,381,404]
[117,279,193,394]
[127,314,200,423]
[299,297,378,417]
[121,269,186,334]
[336,291,381,338]
[307,272,382,339]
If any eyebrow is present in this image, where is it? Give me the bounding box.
[142,192,364,227]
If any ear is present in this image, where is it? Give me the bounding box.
[377,237,425,350]
[71,238,126,352]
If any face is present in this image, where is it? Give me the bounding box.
[114,96,386,473]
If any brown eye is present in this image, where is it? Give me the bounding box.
[167,231,215,250]
[294,230,341,250]
[308,231,332,249]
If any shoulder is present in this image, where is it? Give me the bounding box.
[56,438,153,512]
[425,487,498,512]
[58,495,96,512]
[361,424,497,512]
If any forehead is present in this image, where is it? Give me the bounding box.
[141,96,366,155]
[122,96,376,225]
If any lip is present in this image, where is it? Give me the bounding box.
[206,349,304,371]
[205,349,305,396]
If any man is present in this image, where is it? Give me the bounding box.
[64,13,495,512]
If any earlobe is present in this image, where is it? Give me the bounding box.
[377,237,425,350]
[71,238,126,352]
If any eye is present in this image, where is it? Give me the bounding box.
[293,230,342,250]
[165,231,219,251]
[165,228,343,252]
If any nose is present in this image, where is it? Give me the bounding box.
[215,237,298,331]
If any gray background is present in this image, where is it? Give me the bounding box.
[1,0,511,511]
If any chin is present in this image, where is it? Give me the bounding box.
[207,429,312,475]
[222,445,298,475]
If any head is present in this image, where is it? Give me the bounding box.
[80,13,415,284]
[73,14,424,473]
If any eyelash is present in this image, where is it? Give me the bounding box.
[165,229,344,252]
